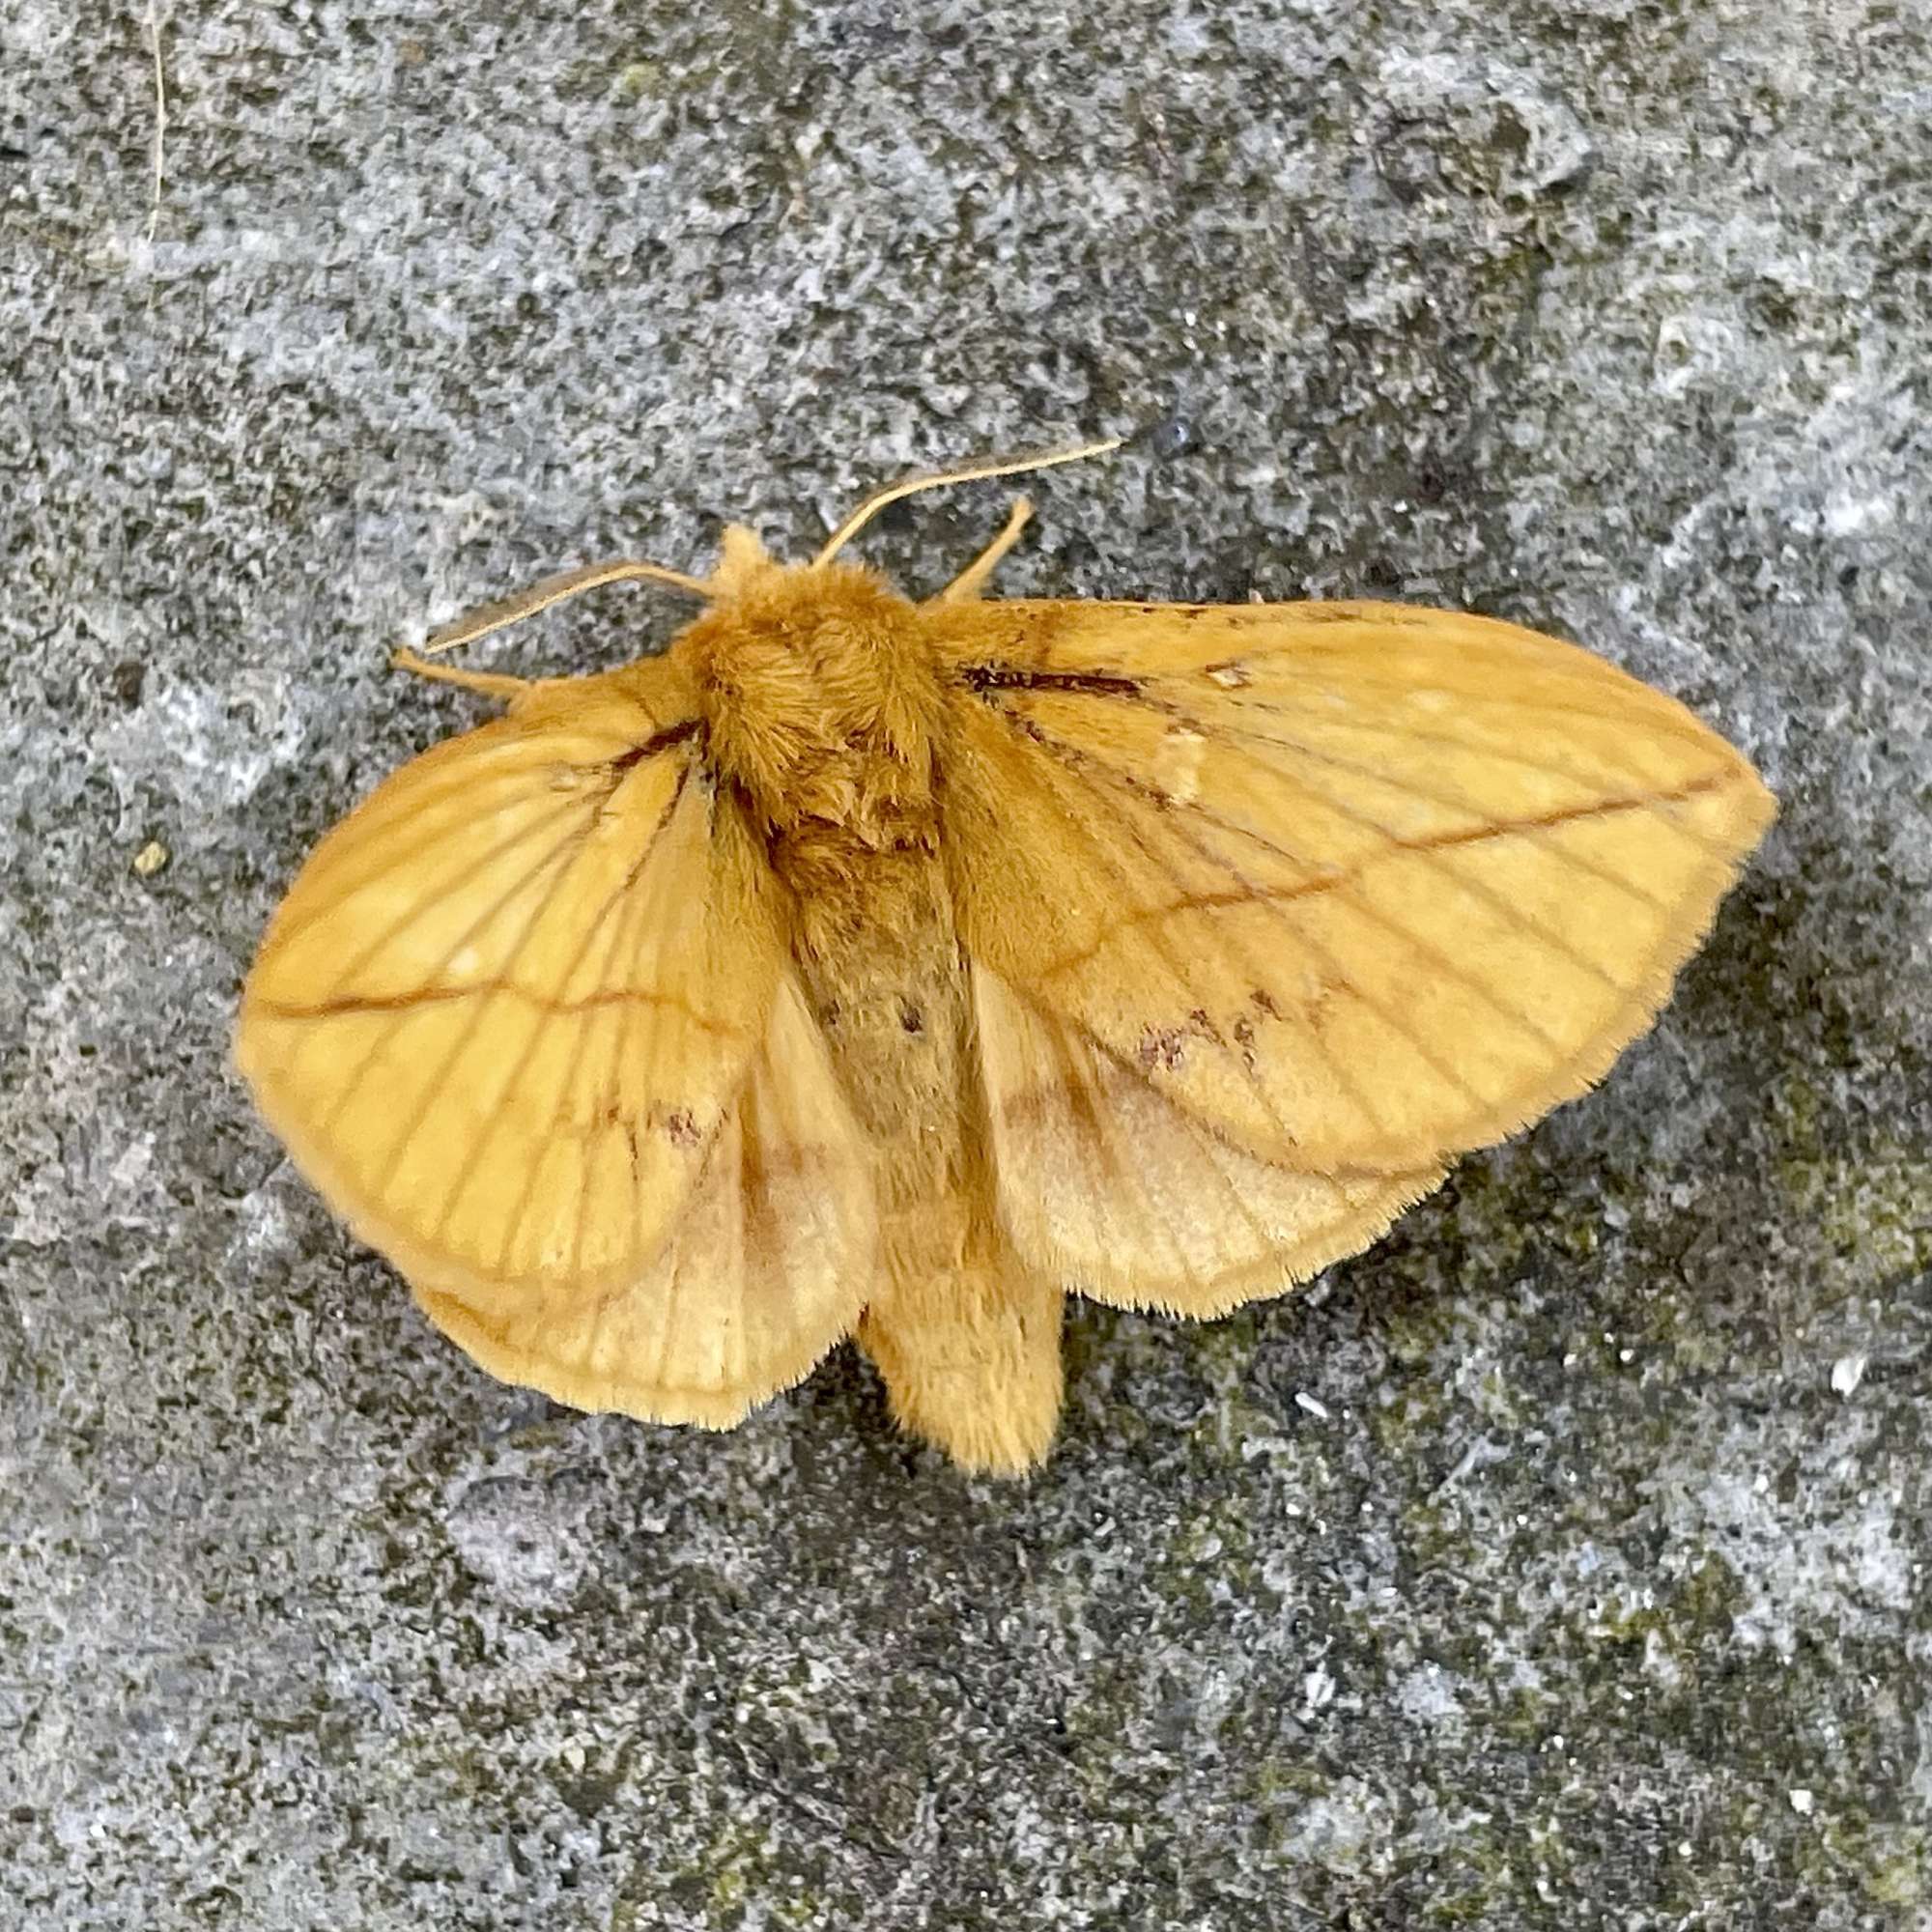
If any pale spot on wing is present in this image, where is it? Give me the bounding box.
[1152,724,1208,805]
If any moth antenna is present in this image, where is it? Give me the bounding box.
[933,497,1035,604]
[418,558,712,657]
[812,434,1126,568]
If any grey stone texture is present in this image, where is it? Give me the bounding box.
[3,0,1929,1926]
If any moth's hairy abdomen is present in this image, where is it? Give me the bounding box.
[234,452,1775,1477]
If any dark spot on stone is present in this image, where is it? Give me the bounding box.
[1251,989,1282,1019]
[899,1000,924,1036]
[665,1109,700,1150]
[110,660,146,707]
[820,1001,842,1029]
[1134,414,1193,459]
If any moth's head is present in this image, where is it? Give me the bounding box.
[702,523,786,601]
[688,521,914,625]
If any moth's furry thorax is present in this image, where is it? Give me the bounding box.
[672,542,949,851]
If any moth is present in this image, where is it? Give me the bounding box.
[235,439,1776,1473]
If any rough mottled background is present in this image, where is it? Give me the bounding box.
[4,0,1929,1925]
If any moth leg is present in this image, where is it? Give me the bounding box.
[389,647,533,703]
[931,497,1035,604]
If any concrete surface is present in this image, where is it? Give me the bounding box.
[3,0,1929,1926]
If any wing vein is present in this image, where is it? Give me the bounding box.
[1214,700,1743,867]
[1217,669,1718,737]
[257,980,747,1033]
[463,763,699,1270]
[1003,690,1727,1045]
[1000,712,1409,1144]
[311,793,601,1001]
[314,817,595,1141]
[1002,704,1550,1076]
[1067,711,1577,1065]
[564,796,673,1287]
[1152,721,1652,989]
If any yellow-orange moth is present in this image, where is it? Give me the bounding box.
[235,439,1775,1474]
